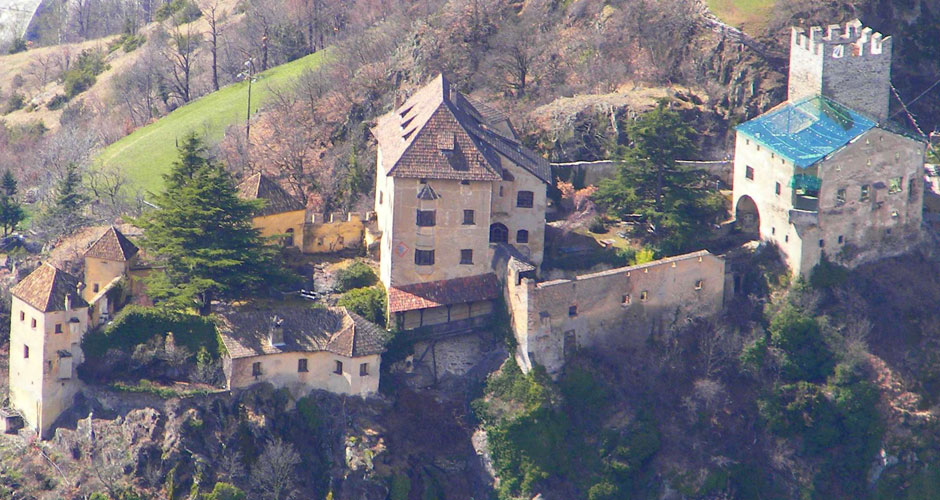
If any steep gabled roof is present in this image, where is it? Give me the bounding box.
[85,226,139,262]
[372,75,551,184]
[387,273,501,313]
[237,173,305,217]
[217,305,386,359]
[11,263,88,312]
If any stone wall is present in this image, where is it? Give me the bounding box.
[224,351,381,398]
[507,250,726,375]
[303,212,366,254]
[788,22,892,122]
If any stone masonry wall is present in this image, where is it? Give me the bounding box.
[508,251,726,375]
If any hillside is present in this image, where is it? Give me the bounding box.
[96,50,329,191]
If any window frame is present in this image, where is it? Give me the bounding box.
[516,229,529,244]
[568,305,578,317]
[460,249,473,265]
[416,209,436,227]
[835,188,846,206]
[463,209,475,225]
[745,166,754,180]
[55,323,62,334]
[415,249,435,266]
[298,358,308,373]
[334,360,344,375]
[360,363,369,376]
[252,362,262,376]
[516,191,534,208]
[860,184,870,202]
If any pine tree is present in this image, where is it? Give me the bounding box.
[2,170,17,197]
[137,134,295,315]
[0,170,24,236]
[595,99,725,254]
[40,163,88,238]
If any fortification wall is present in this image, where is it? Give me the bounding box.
[303,212,366,254]
[508,250,726,375]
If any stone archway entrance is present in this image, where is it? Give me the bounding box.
[735,195,760,238]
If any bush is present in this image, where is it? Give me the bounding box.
[587,481,620,500]
[768,306,834,382]
[588,216,607,234]
[4,93,25,114]
[203,482,245,500]
[334,261,377,292]
[47,94,68,110]
[296,396,322,430]
[810,258,849,289]
[337,286,386,326]
[82,305,223,360]
[62,49,109,99]
[8,37,27,54]
[389,475,411,500]
[155,0,202,23]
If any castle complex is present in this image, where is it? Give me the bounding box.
[733,20,925,276]
[7,19,928,437]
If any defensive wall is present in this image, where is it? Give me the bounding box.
[504,249,727,375]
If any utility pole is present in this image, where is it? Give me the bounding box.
[244,59,254,145]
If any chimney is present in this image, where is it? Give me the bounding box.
[268,315,285,347]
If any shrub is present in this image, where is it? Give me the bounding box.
[588,216,607,234]
[587,481,620,500]
[334,261,377,292]
[389,475,411,500]
[62,49,109,99]
[82,305,223,360]
[8,37,27,54]
[4,93,25,114]
[155,0,202,23]
[337,286,386,326]
[47,94,68,110]
[296,396,322,430]
[203,482,245,500]
[810,258,848,289]
[768,306,834,382]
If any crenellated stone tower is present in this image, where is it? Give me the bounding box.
[788,19,893,122]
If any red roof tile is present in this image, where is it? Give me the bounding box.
[237,173,305,217]
[11,263,88,312]
[387,273,501,313]
[85,226,139,261]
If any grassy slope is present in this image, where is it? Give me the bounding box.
[96,50,329,193]
[707,0,777,31]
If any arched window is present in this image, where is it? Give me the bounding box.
[516,230,529,243]
[516,191,534,208]
[285,228,295,247]
[489,223,508,243]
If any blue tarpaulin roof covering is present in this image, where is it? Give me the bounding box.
[736,96,877,169]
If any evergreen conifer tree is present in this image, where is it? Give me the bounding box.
[0,170,24,236]
[137,134,295,315]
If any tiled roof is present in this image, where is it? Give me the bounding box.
[11,263,88,312]
[237,173,305,217]
[217,304,386,359]
[373,74,551,184]
[85,226,139,261]
[387,273,501,313]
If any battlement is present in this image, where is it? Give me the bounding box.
[791,20,891,58]
[310,212,372,224]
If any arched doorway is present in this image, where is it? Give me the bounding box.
[735,196,760,237]
[489,223,508,243]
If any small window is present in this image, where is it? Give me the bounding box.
[889,176,903,194]
[775,182,781,196]
[886,228,892,235]
[516,191,534,208]
[695,280,704,290]
[819,239,825,248]
[745,139,750,145]
[460,249,473,265]
[360,363,369,376]
[298,359,308,372]
[499,186,504,197]
[909,178,917,201]
[785,235,789,242]
[93,283,99,293]
[19,311,24,321]
[285,228,295,247]
[416,210,436,227]
[860,184,870,202]
[461,180,470,185]
[419,178,427,184]
[516,230,529,244]
[31,318,36,328]
[334,360,343,375]
[640,291,648,301]
[463,210,475,225]
[745,166,754,180]
[622,294,631,305]
[55,323,62,334]
[568,305,577,317]
[838,235,844,244]
[23,345,29,358]
[771,227,776,235]
[252,362,262,376]
[836,188,846,206]
[415,249,435,266]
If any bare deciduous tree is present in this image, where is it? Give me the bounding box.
[164,25,203,104]
[250,437,301,500]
